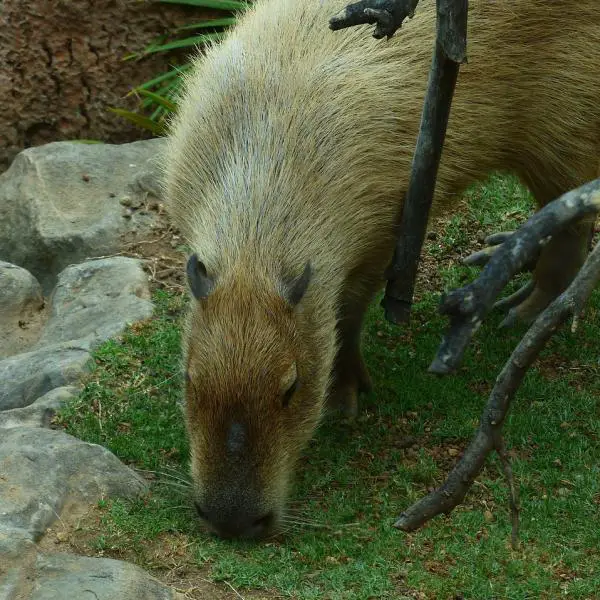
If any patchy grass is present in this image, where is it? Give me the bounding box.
[56,173,600,600]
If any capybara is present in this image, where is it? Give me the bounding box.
[161,0,600,539]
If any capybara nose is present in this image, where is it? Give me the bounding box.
[194,501,274,539]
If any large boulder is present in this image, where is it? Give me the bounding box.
[0,256,154,409]
[0,427,148,542]
[0,340,94,411]
[4,551,185,600]
[0,386,79,429]
[36,256,154,349]
[0,139,164,292]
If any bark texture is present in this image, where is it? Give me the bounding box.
[0,0,210,169]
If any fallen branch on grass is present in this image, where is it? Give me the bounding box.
[429,177,600,375]
[394,219,600,547]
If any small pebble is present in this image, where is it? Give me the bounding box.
[55,531,69,542]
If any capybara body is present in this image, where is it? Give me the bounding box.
[162,0,600,538]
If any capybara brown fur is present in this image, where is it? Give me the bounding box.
[161,0,600,539]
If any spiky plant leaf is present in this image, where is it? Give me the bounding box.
[108,108,166,135]
[158,0,247,10]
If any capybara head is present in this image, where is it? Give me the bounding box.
[183,255,326,539]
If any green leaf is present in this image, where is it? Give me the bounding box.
[135,89,178,113]
[143,81,182,116]
[173,17,237,32]
[157,0,248,10]
[140,82,180,110]
[138,31,225,57]
[108,108,166,135]
[133,65,192,92]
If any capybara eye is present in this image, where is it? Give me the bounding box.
[282,377,298,408]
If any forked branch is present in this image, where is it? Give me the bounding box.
[329,0,420,39]
[394,219,600,542]
[429,177,600,375]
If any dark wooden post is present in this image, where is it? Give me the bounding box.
[381,0,468,324]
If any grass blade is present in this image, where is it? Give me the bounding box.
[158,0,248,10]
[138,32,225,57]
[173,17,237,32]
[107,108,165,135]
[135,89,178,113]
[133,65,192,92]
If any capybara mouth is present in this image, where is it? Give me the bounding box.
[194,500,277,541]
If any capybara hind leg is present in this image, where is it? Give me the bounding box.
[502,217,595,326]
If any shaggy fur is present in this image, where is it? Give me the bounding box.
[161,0,600,538]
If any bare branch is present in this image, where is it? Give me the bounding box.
[462,230,543,274]
[493,280,535,312]
[381,0,468,324]
[429,177,600,375]
[329,0,420,39]
[394,237,600,534]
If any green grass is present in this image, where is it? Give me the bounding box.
[57,173,600,599]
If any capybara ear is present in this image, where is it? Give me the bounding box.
[186,253,214,300]
[283,261,312,307]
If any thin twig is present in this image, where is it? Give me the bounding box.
[223,580,246,600]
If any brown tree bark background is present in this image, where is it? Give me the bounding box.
[0,0,213,169]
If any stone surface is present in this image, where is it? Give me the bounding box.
[0,139,163,292]
[0,138,189,599]
[36,257,154,349]
[0,261,46,358]
[0,525,35,561]
[0,427,148,541]
[3,551,184,600]
[0,387,79,429]
[0,340,93,411]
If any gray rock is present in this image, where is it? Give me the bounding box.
[0,138,164,293]
[0,427,148,541]
[0,564,23,600]
[5,552,184,600]
[0,261,46,359]
[36,257,153,350]
[0,386,79,429]
[0,525,35,560]
[134,168,163,200]
[0,340,93,410]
